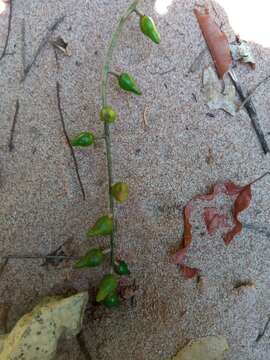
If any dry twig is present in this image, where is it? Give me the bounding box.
[21,16,65,82]
[238,74,270,111]
[56,81,86,200]
[8,99,20,151]
[256,317,270,343]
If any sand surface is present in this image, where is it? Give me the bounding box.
[1,1,270,359]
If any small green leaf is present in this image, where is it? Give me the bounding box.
[140,15,160,44]
[71,132,95,147]
[111,182,129,203]
[114,260,130,276]
[87,215,113,237]
[118,73,142,95]
[96,274,118,303]
[100,106,117,123]
[74,248,104,268]
[103,290,120,308]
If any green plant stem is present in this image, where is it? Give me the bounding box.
[101,0,140,269]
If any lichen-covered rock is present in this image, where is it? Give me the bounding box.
[0,292,88,360]
[171,336,229,360]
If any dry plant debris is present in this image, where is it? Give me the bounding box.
[202,67,237,115]
[172,174,269,279]
[194,7,232,79]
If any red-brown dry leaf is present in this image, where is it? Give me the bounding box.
[224,183,252,244]
[173,181,253,279]
[203,207,229,235]
[181,265,199,279]
[194,7,232,79]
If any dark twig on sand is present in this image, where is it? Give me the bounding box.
[1,255,80,261]
[238,74,270,111]
[21,16,65,82]
[229,70,270,154]
[56,81,86,200]
[21,18,26,73]
[8,99,20,152]
[256,316,270,343]
[148,66,176,76]
[0,0,13,62]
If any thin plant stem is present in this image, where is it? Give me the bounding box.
[101,0,140,268]
[108,71,119,78]
[250,172,270,187]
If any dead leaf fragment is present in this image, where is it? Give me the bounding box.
[230,41,255,68]
[0,292,88,360]
[203,67,237,115]
[171,336,229,360]
[194,7,232,79]
[52,36,71,56]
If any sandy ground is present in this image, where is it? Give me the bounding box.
[1,0,270,359]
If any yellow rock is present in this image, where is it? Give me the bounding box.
[0,292,88,360]
[171,336,229,360]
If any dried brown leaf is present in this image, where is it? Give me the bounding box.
[172,180,255,278]
[194,7,232,79]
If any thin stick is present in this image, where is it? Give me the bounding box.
[101,0,140,268]
[1,255,80,260]
[256,316,270,343]
[238,74,270,111]
[148,66,176,76]
[21,18,26,75]
[21,16,65,82]
[56,81,86,200]
[8,99,20,151]
[229,70,270,154]
[250,172,270,187]
[0,0,13,61]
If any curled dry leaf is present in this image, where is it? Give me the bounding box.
[194,7,232,79]
[203,67,237,115]
[172,180,253,279]
[170,336,229,360]
[230,41,255,68]
[52,36,71,56]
